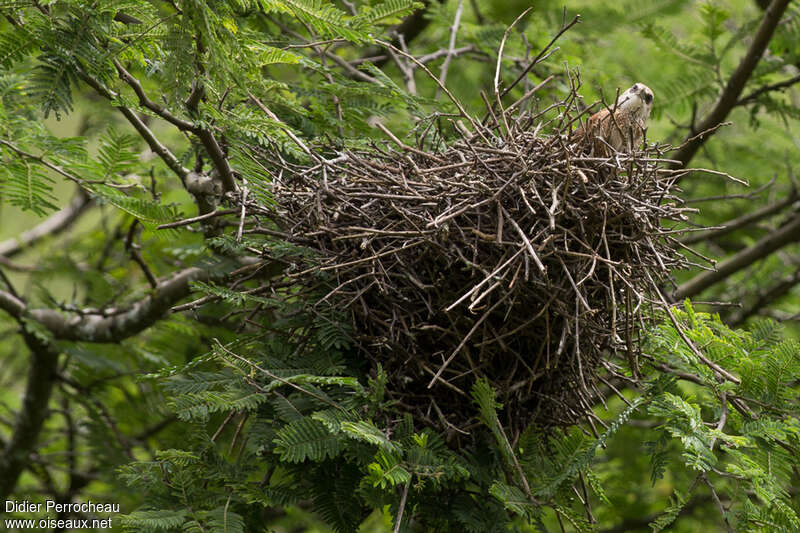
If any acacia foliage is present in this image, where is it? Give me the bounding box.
[0,0,799,532]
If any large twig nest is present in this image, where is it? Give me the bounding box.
[256,87,695,434]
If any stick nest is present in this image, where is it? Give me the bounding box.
[259,94,694,435]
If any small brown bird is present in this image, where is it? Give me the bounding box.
[573,83,654,155]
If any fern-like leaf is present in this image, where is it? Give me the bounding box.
[273,417,342,462]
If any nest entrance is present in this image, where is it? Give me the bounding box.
[259,89,694,434]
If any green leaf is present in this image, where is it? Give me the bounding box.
[274,417,342,462]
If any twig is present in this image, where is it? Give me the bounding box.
[393,481,410,533]
[435,0,464,100]
[375,39,487,142]
[157,209,238,229]
[649,273,741,384]
[500,12,580,99]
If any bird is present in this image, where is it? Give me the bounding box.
[572,83,654,155]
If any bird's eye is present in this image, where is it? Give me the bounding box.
[632,84,639,91]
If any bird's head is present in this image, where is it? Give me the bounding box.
[617,83,654,119]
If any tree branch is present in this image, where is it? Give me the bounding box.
[113,61,237,193]
[435,0,464,100]
[79,72,191,182]
[113,60,195,131]
[679,186,797,245]
[670,0,792,169]
[0,189,92,258]
[736,73,800,106]
[727,268,800,325]
[0,267,216,342]
[671,212,800,301]
[0,329,61,501]
[0,140,90,186]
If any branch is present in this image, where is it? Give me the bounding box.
[79,71,191,181]
[0,140,90,186]
[0,329,61,501]
[80,71,229,215]
[418,44,482,64]
[114,61,237,193]
[268,19,378,84]
[500,12,580,100]
[113,59,195,131]
[118,105,192,182]
[194,128,237,193]
[670,0,792,168]
[435,0,464,100]
[125,221,159,289]
[157,208,238,229]
[679,186,797,245]
[0,189,92,258]
[0,267,216,342]
[736,73,800,106]
[671,212,800,301]
[649,273,741,384]
[727,268,800,325]
[376,39,485,139]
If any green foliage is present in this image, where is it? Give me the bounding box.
[0,158,59,214]
[648,490,688,532]
[274,417,344,462]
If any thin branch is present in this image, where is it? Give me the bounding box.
[0,268,19,299]
[79,70,191,181]
[671,212,800,301]
[385,34,417,95]
[702,475,734,533]
[736,73,800,106]
[248,93,316,158]
[157,209,238,229]
[114,59,236,192]
[194,128,237,193]
[214,340,346,411]
[495,8,532,100]
[418,44,482,64]
[393,481,410,533]
[727,269,800,325]
[435,0,464,100]
[376,39,486,140]
[361,0,444,69]
[114,61,236,192]
[113,59,195,131]
[0,189,92,258]
[125,220,158,289]
[117,105,192,182]
[649,273,741,384]
[504,74,555,116]
[670,0,792,168]
[0,328,61,501]
[0,267,217,342]
[0,140,89,186]
[500,12,580,99]
[268,19,379,84]
[679,188,797,245]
